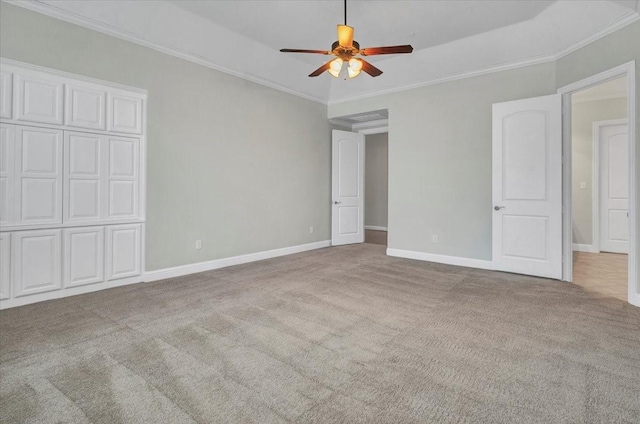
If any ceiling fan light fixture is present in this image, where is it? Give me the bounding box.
[347,58,362,78]
[337,24,354,47]
[329,58,343,77]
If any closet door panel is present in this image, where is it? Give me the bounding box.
[106,224,141,280]
[0,70,12,119]
[15,126,62,225]
[64,132,103,223]
[65,84,106,130]
[0,124,15,225]
[64,227,104,288]
[15,74,64,125]
[106,136,139,219]
[0,233,10,300]
[12,229,62,297]
[107,93,142,134]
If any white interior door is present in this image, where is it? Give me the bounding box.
[492,94,562,279]
[599,122,629,254]
[332,129,365,246]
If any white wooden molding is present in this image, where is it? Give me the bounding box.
[386,248,494,271]
[0,274,143,309]
[572,243,596,253]
[145,240,331,282]
[364,226,387,231]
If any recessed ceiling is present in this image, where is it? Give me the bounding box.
[8,0,640,104]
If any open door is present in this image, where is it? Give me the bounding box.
[492,94,562,279]
[332,129,365,246]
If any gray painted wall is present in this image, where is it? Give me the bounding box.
[0,2,331,271]
[571,97,627,247]
[365,133,388,228]
[330,63,557,260]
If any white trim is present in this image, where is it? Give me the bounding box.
[7,0,639,106]
[4,1,326,105]
[572,243,596,253]
[1,57,147,95]
[359,126,389,135]
[144,240,331,282]
[592,118,629,254]
[352,119,389,131]
[365,225,387,231]
[0,274,143,309]
[387,248,494,271]
[558,60,637,307]
[553,12,640,60]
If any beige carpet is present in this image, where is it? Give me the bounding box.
[1,244,639,423]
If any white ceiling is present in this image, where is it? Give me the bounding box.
[9,0,640,104]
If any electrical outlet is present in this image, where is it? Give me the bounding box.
[195,240,202,250]
[432,235,438,243]
[309,226,314,234]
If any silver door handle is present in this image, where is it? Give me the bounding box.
[494,206,505,211]
[333,201,342,205]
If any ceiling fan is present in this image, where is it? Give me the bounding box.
[280,0,413,78]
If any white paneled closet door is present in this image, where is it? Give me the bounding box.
[12,229,62,297]
[64,131,103,223]
[0,124,15,226]
[65,84,107,131]
[15,73,64,125]
[15,126,63,225]
[1,59,147,309]
[0,233,10,300]
[64,226,104,288]
[107,224,141,280]
[0,70,12,119]
[107,135,139,219]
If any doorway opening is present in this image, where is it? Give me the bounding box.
[364,132,388,246]
[559,61,637,306]
[570,76,629,301]
[329,109,389,247]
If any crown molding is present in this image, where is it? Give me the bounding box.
[4,0,328,105]
[6,1,639,107]
[553,11,640,60]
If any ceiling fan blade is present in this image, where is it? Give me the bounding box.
[280,49,331,54]
[309,60,333,77]
[360,59,383,77]
[360,45,414,56]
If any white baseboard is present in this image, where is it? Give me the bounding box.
[630,291,640,308]
[386,248,493,270]
[145,240,331,282]
[573,243,596,253]
[0,240,331,310]
[0,275,144,309]
[365,226,387,231]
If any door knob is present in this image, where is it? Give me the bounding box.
[494,206,505,211]
[333,201,342,205]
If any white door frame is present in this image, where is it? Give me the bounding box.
[558,60,637,307]
[592,118,629,253]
